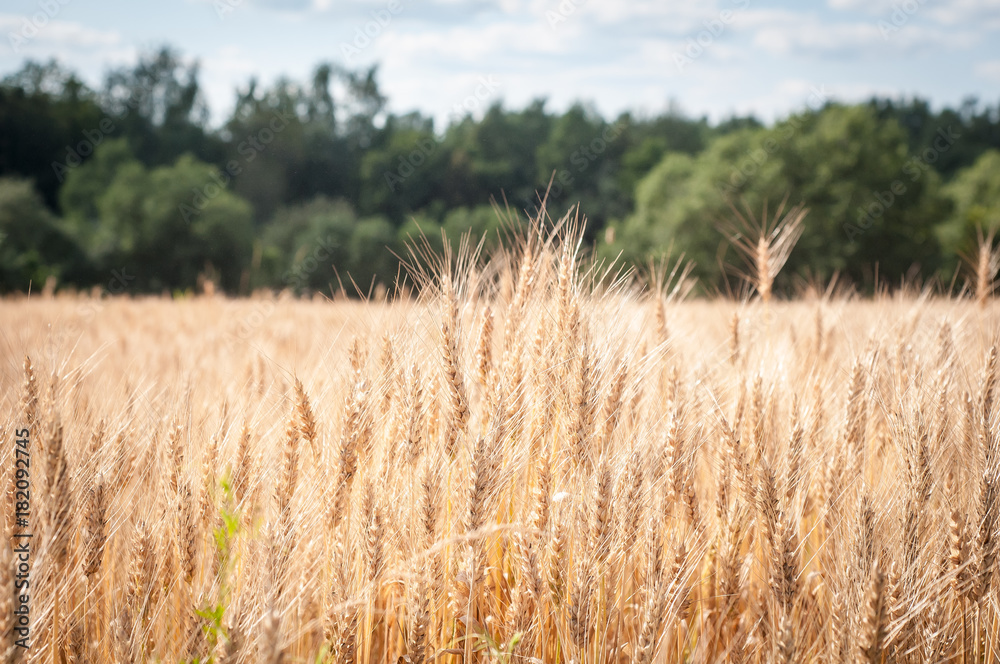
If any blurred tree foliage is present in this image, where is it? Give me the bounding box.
[57,139,253,291]
[1,47,999,295]
[606,104,953,290]
[0,177,92,288]
[939,150,1000,258]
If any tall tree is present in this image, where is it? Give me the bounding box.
[0,60,106,209]
[101,46,224,167]
[0,177,91,290]
[607,104,951,291]
[939,149,1000,259]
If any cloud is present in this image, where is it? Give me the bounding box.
[0,14,133,84]
[302,0,521,25]
[975,59,1000,81]
[373,18,579,66]
[827,0,898,13]
[577,0,725,32]
[829,0,1000,30]
[752,20,882,56]
[926,0,1000,28]
[0,14,121,52]
[686,77,824,123]
[738,10,965,57]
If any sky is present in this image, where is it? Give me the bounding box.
[0,0,998,129]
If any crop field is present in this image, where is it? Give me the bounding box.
[3,222,1000,664]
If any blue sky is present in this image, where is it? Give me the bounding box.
[1,0,998,129]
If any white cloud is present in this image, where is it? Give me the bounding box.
[0,14,121,51]
[829,0,1000,30]
[0,14,133,87]
[975,59,1000,81]
[693,78,825,122]
[752,21,880,56]
[740,11,964,57]
[827,0,898,13]
[374,19,576,65]
[578,0,721,31]
[926,0,1000,26]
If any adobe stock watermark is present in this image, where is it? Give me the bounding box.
[446,75,501,124]
[384,137,436,192]
[212,0,245,19]
[844,125,959,242]
[716,85,828,196]
[546,0,588,30]
[42,267,135,359]
[384,75,501,192]
[7,0,73,54]
[50,78,156,183]
[877,0,928,40]
[340,0,405,63]
[225,234,336,349]
[674,0,750,72]
[281,233,340,292]
[179,109,294,223]
[546,118,628,201]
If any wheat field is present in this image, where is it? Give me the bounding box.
[3,220,1000,664]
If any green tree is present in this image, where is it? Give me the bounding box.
[101,47,224,168]
[262,197,399,295]
[59,138,140,253]
[868,96,1000,180]
[0,60,106,209]
[260,196,356,293]
[97,154,253,291]
[225,63,387,223]
[347,216,397,292]
[359,117,442,221]
[0,177,90,291]
[535,103,626,235]
[443,205,504,253]
[606,104,950,290]
[939,149,1000,257]
[611,152,700,265]
[442,100,553,211]
[396,213,445,264]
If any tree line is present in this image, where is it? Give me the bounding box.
[2,46,999,296]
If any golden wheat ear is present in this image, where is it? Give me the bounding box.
[645,251,696,348]
[960,226,1000,306]
[722,196,808,303]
